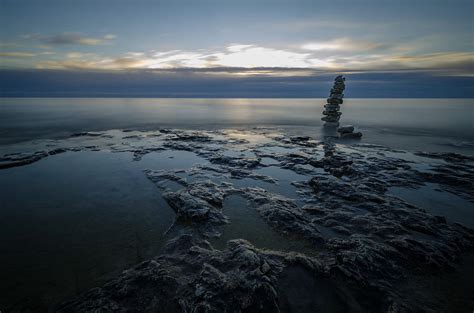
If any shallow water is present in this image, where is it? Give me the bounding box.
[140,150,209,169]
[388,183,474,228]
[0,99,473,311]
[210,195,315,255]
[0,151,176,309]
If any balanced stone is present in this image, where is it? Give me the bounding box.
[322,75,346,126]
[324,104,340,110]
[323,111,341,117]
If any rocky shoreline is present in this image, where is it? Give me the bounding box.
[1,128,473,312]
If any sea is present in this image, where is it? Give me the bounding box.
[0,98,473,310]
[1,98,473,153]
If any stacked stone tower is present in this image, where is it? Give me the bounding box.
[321,75,345,126]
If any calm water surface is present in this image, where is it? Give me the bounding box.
[0,151,176,309]
[1,98,473,152]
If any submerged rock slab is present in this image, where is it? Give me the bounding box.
[0,148,68,169]
[1,127,473,312]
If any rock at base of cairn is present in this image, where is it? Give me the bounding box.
[337,125,354,134]
[322,75,345,127]
[341,132,362,139]
[337,125,362,139]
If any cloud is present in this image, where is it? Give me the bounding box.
[211,46,311,68]
[0,52,37,57]
[227,44,254,52]
[2,69,473,98]
[0,42,20,48]
[35,45,312,70]
[301,38,388,52]
[0,51,55,58]
[322,52,474,75]
[386,52,473,70]
[26,33,116,46]
[33,43,472,76]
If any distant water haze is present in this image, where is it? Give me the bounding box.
[0,98,473,153]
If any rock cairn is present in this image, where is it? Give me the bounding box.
[322,75,345,127]
[322,75,362,139]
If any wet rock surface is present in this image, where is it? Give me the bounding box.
[57,234,393,313]
[1,128,473,312]
[337,125,354,134]
[338,125,362,139]
[340,131,363,139]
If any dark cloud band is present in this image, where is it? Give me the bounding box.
[1,69,472,98]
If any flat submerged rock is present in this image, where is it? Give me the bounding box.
[1,128,473,313]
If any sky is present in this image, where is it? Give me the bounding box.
[1,0,473,97]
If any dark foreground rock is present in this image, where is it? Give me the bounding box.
[56,235,390,313]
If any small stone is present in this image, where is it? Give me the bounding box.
[261,262,271,274]
[340,132,362,139]
[337,125,354,134]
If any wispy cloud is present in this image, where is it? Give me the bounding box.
[25,33,116,46]
[301,38,388,52]
[0,51,55,58]
[0,42,21,48]
[0,52,37,58]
